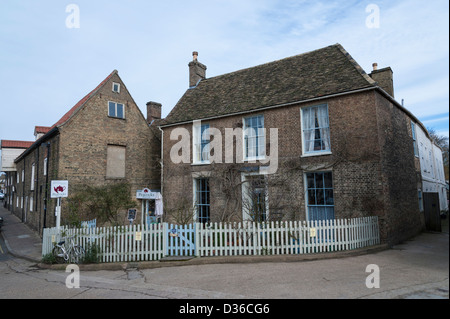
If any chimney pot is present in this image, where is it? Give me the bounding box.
[373,63,378,71]
[188,51,207,87]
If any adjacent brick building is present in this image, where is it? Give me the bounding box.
[159,44,440,245]
[5,70,161,234]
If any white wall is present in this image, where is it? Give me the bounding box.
[415,123,448,211]
[0,148,26,172]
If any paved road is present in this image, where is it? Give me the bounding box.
[0,231,448,300]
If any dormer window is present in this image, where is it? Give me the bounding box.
[112,82,120,93]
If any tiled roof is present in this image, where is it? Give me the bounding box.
[1,140,34,149]
[52,70,118,128]
[163,44,376,125]
[34,126,52,134]
[12,70,118,163]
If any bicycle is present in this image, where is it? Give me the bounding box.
[52,236,85,264]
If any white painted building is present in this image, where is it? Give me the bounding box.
[412,122,448,212]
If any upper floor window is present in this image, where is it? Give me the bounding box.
[43,158,48,176]
[301,104,331,155]
[112,82,120,93]
[411,121,419,156]
[30,163,35,191]
[108,101,125,119]
[193,122,210,164]
[244,115,265,160]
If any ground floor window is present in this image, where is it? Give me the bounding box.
[194,178,210,223]
[306,171,335,221]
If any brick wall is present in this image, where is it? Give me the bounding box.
[11,73,160,232]
[162,90,424,245]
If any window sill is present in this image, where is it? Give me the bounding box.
[191,161,211,166]
[301,151,332,158]
[244,156,266,162]
[107,116,126,121]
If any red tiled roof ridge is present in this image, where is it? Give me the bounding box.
[34,126,52,133]
[51,69,118,128]
[1,140,35,149]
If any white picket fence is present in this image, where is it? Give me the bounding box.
[42,223,164,263]
[196,216,380,256]
[42,216,380,263]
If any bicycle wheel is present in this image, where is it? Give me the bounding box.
[72,245,85,263]
[52,246,67,264]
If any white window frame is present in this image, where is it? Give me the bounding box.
[243,115,266,161]
[411,121,419,157]
[30,163,35,191]
[192,121,210,164]
[112,82,120,93]
[43,158,47,176]
[303,171,335,222]
[108,101,125,119]
[193,177,211,223]
[300,104,332,157]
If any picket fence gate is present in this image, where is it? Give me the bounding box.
[42,216,380,263]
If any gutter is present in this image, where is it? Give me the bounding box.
[159,86,378,129]
[158,125,164,219]
[159,85,433,142]
[14,127,58,163]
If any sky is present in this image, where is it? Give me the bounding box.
[0,0,448,145]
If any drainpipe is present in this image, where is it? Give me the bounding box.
[158,126,164,223]
[43,142,50,229]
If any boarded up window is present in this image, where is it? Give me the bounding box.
[106,145,126,178]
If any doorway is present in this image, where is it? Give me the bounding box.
[423,192,441,232]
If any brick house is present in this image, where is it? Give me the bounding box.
[6,70,161,234]
[158,44,438,245]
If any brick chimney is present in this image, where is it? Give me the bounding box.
[369,63,394,98]
[146,101,162,124]
[188,51,207,88]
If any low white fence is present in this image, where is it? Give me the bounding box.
[196,217,380,256]
[42,223,164,263]
[42,216,380,263]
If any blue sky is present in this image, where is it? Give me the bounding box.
[0,0,448,143]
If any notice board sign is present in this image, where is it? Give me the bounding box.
[51,180,69,198]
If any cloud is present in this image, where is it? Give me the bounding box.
[0,0,448,142]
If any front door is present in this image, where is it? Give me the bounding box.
[423,192,441,232]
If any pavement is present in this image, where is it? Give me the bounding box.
[1,203,448,271]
